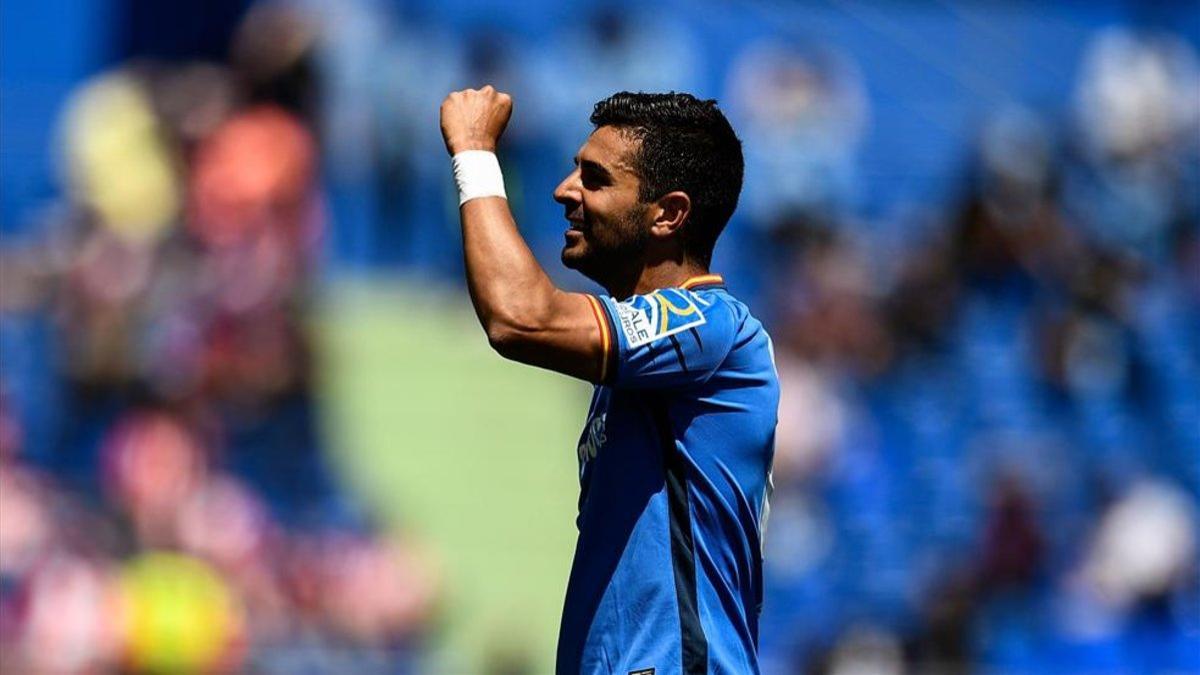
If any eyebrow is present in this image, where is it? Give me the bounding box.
[574,156,614,181]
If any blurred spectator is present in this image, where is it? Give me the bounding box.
[757,21,1198,675]
[0,2,443,669]
[120,552,244,672]
[531,4,705,151]
[15,553,124,673]
[727,40,868,236]
[59,71,181,246]
[1067,28,1200,262]
[1082,480,1195,612]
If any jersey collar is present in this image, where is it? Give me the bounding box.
[679,274,725,290]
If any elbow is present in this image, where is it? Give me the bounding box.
[484,314,538,360]
[481,290,556,360]
[485,322,522,358]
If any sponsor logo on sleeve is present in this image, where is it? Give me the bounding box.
[614,290,706,349]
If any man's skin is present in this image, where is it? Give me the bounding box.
[439,86,711,383]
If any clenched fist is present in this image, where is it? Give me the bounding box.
[440,86,512,156]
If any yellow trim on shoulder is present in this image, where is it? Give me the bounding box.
[654,291,701,332]
[585,294,610,382]
[680,274,724,289]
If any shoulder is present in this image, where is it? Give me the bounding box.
[605,286,738,351]
[591,278,756,388]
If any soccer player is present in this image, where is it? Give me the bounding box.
[440,86,779,674]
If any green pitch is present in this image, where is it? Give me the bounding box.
[315,279,588,673]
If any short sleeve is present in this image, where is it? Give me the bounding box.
[589,288,738,389]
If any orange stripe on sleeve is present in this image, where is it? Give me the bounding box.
[585,295,611,382]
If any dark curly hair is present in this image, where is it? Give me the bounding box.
[590,92,744,267]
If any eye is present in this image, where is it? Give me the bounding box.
[581,168,609,190]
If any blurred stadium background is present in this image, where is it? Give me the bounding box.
[1,0,1198,672]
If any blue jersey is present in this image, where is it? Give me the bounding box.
[559,275,779,675]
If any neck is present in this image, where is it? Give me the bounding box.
[604,259,709,300]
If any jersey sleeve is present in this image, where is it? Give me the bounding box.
[588,288,738,389]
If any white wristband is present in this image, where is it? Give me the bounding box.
[452,150,507,205]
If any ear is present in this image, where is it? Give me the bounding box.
[649,191,691,240]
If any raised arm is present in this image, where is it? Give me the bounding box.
[439,86,607,383]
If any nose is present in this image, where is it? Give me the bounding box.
[553,167,582,207]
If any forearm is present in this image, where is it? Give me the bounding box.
[440,86,596,377]
[459,196,558,338]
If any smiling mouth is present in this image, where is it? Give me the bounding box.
[563,224,586,247]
